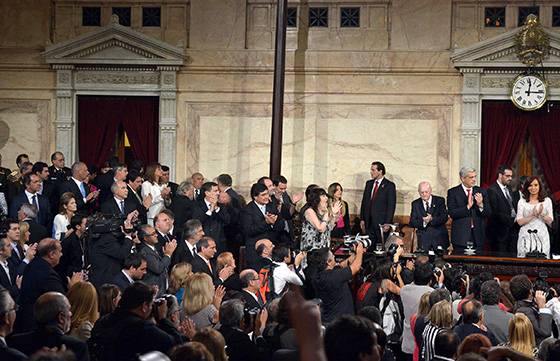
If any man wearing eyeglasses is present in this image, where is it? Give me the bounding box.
[0,287,26,361]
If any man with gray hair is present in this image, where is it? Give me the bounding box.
[0,286,27,360]
[169,180,195,236]
[100,181,135,217]
[17,203,48,244]
[171,219,204,268]
[217,299,262,361]
[409,181,449,251]
[9,292,89,360]
[447,167,491,254]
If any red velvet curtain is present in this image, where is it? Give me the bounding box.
[528,105,560,195]
[78,96,158,167]
[121,97,159,164]
[78,97,120,167]
[481,101,529,187]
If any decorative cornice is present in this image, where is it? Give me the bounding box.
[70,39,157,59]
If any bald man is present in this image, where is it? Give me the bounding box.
[409,181,449,251]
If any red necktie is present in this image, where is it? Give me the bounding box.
[467,189,474,228]
[371,181,379,201]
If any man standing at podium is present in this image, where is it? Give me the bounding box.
[487,165,519,255]
[447,167,491,254]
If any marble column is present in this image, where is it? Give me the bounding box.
[158,67,178,180]
[459,70,482,174]
[54,65,76,164]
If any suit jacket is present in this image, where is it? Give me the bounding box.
[453,323,496,345]
[224,188,244,251]
[95,170,116,205]
[447,185,491,247]
[0,340,26,361]
[8,191,52,229]
[48,165,71,184]
[88,232,133,288]
[483,304,513,345]
[8,243,28,276]
[218,325,259,361]
[55,232,85,278]
[409,195,449,250]
[191,254,220,285]
[191,200,231,253]
[360,178,397,241]
[125,184,147,220]
[58,179,91,213]
[112,270,134,292]
[240,289,263,310]
[513,299,552,345]
[26,219,48,244]
[100,197,137,218]
[0,259,19,300]
[8,327,89,361]
[139,244,171,295]
[167,182,178,197]
[170,239,196,269]
[168,195,195,236]
[487,181,520,248]
[16,257,66,333]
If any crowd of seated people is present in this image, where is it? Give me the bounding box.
[0,152,560,361]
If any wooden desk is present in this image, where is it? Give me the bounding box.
[443,254,560,281]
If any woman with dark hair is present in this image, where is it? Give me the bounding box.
[516,176,553,258]
[141,162,170,225]
[52,192,77,240]
[328,182,351,238]
[300,187,341,251]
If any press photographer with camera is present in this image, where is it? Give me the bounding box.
[311,240,364,324]
[88,210,141,288]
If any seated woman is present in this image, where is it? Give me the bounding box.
[300,188,341,251]
[516,176,553,258]
[328,182,351,239]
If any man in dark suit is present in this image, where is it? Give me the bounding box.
[487,165,520,255]
[125,169,148,224]
[160,165,178,198]
[0,237,19,300]
[192,182,231,254]
[96,160,127,205]
[100,181,137,218]
[17,203,48,245]
[171,219,204,269]
[138,224,176,296]
[409,181,449,251]
[432,330,460,361]
[9,292,89,361]
[5,219,36,276]
[241,183,286,268]
[447,167,491,254]
[217,299,261,361]
[112,253,148,292]
[8,174,52,229]
[239,269,264,309]
[153,210,176,255]
[360,161,397,245]
[15,239,82,333]
[58,162,99,213]
[88,213,137,288]
[271,175,303,248]
[169,181,195,237]
[0,288,27,361]
[191,237,233,286]
[55,214,88,279]
[217,174,244,257]
[32,162,56,210]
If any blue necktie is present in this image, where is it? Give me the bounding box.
[79,182,86,198]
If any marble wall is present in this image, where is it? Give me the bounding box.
[183,101,453,216]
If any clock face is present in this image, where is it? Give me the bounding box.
[511,74,547,111]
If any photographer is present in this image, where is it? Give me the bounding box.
[510,274,552,345]
[88,211,140,288]
[89,282,183,361]
[311,242,364,324]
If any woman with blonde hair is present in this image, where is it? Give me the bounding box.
[421,300,453,361]
[18,221,30,248]
[183,273,225,330]
[67,281,99,340]
[52,192,77,240]
[504,313,537,357]
[216,251,240,290]
[411,292,431,361]
[168,262,192,305]
[141,162,170,225]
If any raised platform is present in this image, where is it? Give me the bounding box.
[443,253,560,281]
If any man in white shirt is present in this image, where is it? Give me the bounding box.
[271,246,305,296]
